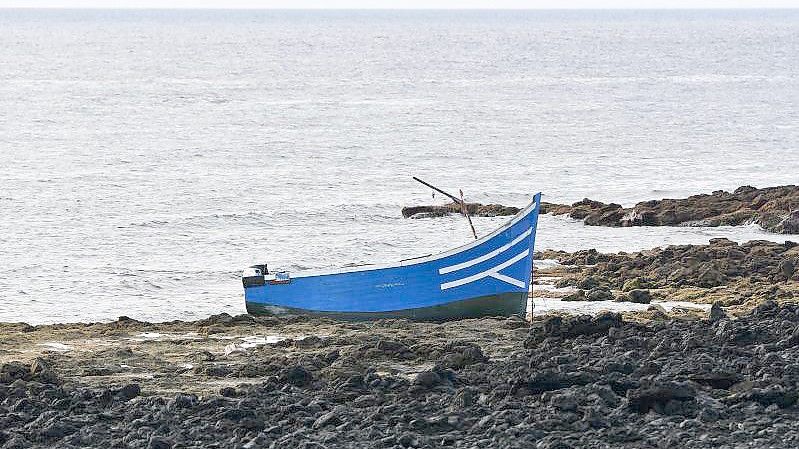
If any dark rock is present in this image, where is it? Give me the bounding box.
[449,388,476,410]
[549,391,579,411]
[742,385,798,408]
[168,393,197,410]
[375,340,410,353]
[0,362,28,383]
[313,411,341,429]
[709,301,727,322]
[28,358,59,384]
[778,257,796,280]
[294,335,324,349]
[585,287,614,302]
[621,277,646,291]
[689,372,740,390]
[576,276,600,290]
[281,365,312,386]
[219,387,238,397]
[697,266,726,287]
[628,382,696,413]
[542,185,799,234]
[525,313,622,348]
[115,384,141,401]
[542,239,797,291]
[775,210,799,234]
[40,421,78,440]
[788,326,799,347]
[413,370,442,389]
[402,202,520,219]
[755,299,779,316]
[147,436,172,449]
[203,365,231,377]
[439,344,488,369]
[397,433,419,448]
[617,289,651,304]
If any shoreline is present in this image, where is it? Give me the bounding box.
[2,240,797,447]
[2,302,799,447]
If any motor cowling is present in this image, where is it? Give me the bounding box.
[242,264,268,288]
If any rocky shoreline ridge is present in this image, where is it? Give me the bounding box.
[2,241,799,448]
[2,304,799,448]
[541,185,799,234]
[403,185,799,234]
[401,202,521,219]
[535,237,799,312]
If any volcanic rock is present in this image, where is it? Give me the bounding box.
[616,289,651,304]
[402,202,521,219]
[3,299,799,448]
[543,185,799,234]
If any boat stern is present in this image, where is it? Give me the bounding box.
[242,264,267,288]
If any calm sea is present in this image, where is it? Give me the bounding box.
[1,9,797,323]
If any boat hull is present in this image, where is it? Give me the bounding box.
[245,291,526,322]
[244,193,540,322]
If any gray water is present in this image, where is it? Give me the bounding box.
[1,9,798,324]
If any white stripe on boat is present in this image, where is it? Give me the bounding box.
[287,201,538,279]
[438,227,532,275]
[440,249,529,290]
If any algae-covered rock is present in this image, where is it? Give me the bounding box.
[617,289,651,304]
[586,287,614,302]
[542,185,799,234]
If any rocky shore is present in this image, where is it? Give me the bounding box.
[536,238,799,314]
[3,302,799,448]
[2,239,799,448]
[402,185,799,234]
[542,185,799,234]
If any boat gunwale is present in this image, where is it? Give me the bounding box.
[283,193,541,280]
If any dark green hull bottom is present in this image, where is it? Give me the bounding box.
[245,292,527,322]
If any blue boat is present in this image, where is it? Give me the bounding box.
[242,193,541,321]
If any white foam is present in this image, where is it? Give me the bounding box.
[534,259,563,269]
[529,297,710,315]
[37,342,73,352]
[224,335,292,356]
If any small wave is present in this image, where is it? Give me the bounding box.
[125,211,276,228]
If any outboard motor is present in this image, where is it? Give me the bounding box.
[242,264,268,288]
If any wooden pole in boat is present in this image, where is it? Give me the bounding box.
[459,189,478,240]
[412,177,478,239]
[412,177,462,204]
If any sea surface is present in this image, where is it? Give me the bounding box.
[1,9,798,324]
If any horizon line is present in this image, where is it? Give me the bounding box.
[2,6,799,10]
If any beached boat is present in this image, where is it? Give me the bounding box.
[242,193,541,321]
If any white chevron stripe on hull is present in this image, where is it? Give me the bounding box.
[438,227,532,275]
[440,249,529,290]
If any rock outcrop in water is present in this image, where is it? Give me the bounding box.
[402,202,520,219]
[3,302,799,448]
[541,238,799,288]
[537,238,799,311]
[542,185,799,233]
